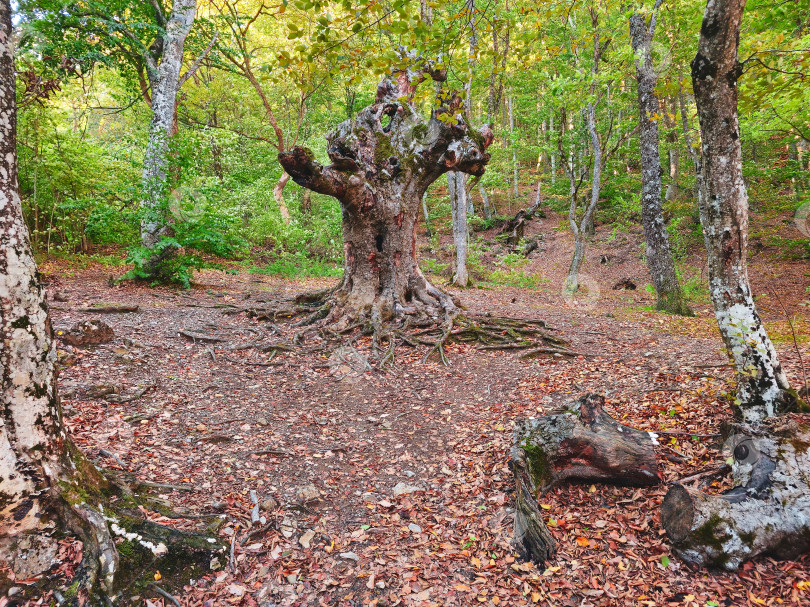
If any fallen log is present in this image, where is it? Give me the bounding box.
[79,303,140,313]
[511,393,660,564]
[662,416,810,570]
[515,393,660,492]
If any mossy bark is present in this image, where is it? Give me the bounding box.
[279,57,492,330]
[662,418,810,569]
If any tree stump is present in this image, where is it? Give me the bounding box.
[511,394,660,564]
[516,393,661,491]
[662,417,810,569]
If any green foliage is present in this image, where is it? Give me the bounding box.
[250,251,342,279]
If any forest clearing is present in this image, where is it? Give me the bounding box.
[2,0,810,605]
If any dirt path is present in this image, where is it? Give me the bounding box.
[46,266,810,607]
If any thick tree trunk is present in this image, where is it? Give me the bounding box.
[279,64,492,328]
[691,0,793,422]
[662,417,810,569]
[141,0,197,247]
[630,7,692,316]
[511,394,660,564]
[449,171,469,287]
[1,8,220,598]
[0,9,116,596]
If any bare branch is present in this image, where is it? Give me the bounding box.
[178,31,218,87]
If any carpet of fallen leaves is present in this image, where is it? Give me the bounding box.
[22,253,810,607]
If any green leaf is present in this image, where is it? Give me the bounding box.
[661,555,670,567]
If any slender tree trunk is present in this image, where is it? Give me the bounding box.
[678,88,703,220]
[630,6,692,316]
[509,95,519,198]
[549,111,556,184]
[449,171,470,286]
[274,171,292,222]
[141,0,197,247]
[422,192,432,237]
[566,104,601,292]
[479,184,492,219]
[692,0,792,421]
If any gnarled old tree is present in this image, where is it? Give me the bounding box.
[278,60,492,330]
[0,5,219,600]
[273,58,576,360]
[661,0,810,570]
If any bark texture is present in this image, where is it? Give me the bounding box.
[1,7,221,597]
[662,417,810,569]
[278,60,492,329]
[630,7,692,316]
[0,1,65,537]
[515,393,660,492]
[691,0,793,422]
[141,0,197,247]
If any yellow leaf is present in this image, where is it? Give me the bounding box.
[575,536,590,547]
[542,566,561,576]
[531,591,541,602]
[588,485,596,493]
[154,570,161,581]
[471,556,482,568]
[540,504,552,510]
[454,584,472,591]
[492,597,500,605]
[749,593,766,604]
[798,580,810,590]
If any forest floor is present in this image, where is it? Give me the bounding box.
[37,206,810,607]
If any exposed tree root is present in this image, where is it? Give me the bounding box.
[0,453,225,605]
[228,290,576,366]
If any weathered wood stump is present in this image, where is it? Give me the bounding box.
[516,393,660,490]
[511,393,660,564]
[662,416,810,569]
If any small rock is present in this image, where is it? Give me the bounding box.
[209,557,221,571]
[339,551,360,562]
[392,482,421,497]
[404,470,416,478]
[296,484,320,502]
[257,417,269,426]
[408,523,422,534]
[8,587,20,597]
[227,584,246,597]
[286,574,298,584]
[299,529,316,549]
[261,497,278,511]
[240,423,251,431]
[196,424,208,432]
[58,319,114,346]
